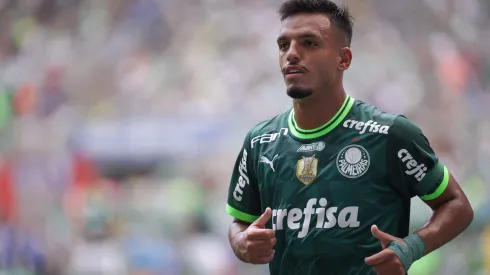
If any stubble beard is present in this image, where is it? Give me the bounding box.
[287,86,313,99]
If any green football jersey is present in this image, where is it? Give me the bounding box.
[226,95,449,275]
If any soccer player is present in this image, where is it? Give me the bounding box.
[225,0,474,274]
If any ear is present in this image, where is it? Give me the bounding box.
[337,47,352,71]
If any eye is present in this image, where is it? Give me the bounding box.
[305,40,316,47]
[279,42,289,51]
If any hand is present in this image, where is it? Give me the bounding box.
[236,207,276,264]
[364,225,406,275]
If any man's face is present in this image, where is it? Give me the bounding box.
[278,13,342,99]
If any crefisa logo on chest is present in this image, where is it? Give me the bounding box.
[336,145,370,178]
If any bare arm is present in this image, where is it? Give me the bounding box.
[365,173,473,274]
[227,208,276,265]
[417,173,474,254]
[228,219,252,262]
[366,117,473,274]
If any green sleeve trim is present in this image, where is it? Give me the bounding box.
[420,166,449,201]
[414,160,444,196]
[226,204,259,223]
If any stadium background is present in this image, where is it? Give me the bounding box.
[0,0,488,274]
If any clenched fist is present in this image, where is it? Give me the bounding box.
[235,208,277,264]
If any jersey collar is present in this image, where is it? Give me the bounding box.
[288,95,355,140]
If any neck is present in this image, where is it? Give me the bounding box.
[292,85,346,130]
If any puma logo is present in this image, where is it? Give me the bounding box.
[260,154,279,172]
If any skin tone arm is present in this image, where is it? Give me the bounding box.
[228,219,251,262]
[416,173,473,253]
[228,208,276,265]
[366,174,473,274]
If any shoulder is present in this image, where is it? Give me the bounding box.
[388,115,426,144]
[245,110,290,140]
[347,99,423,138]
[343,99,398,135]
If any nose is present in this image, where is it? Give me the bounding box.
[286,41,300,64]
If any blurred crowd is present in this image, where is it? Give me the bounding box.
[0,0,489,274]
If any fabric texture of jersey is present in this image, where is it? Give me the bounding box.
[226,95,448,275]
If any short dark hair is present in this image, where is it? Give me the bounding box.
[278,0,354,46]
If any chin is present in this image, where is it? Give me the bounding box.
[286,86,313,99]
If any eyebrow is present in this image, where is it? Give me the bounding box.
[276,33,319,44]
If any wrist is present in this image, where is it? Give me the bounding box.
[387,232,426,271]
[232,231,250,263]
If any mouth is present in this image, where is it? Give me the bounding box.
[283,65,307,79]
